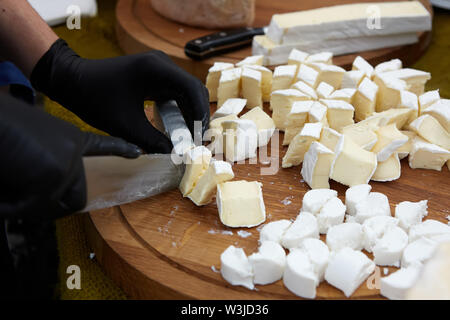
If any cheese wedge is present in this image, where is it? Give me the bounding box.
[206,62,234,102]
[352,56,374,78]
[179,146,212,197]
[329,88,356,103]
[308,101,328,126]
[291,80,318,100]
[373,58,402,76]
[272,65,297,92]
[297,64,320,88]
[287,48,309,66]
[353,77,379,121]
[397,130,416,159]
[418,90,440,114]
[188,160,234,206]
[421,99,450,132]
[408,137,450,171]
[320,99,355,132]
[240,106,276,147]
[211,98,246,120]
[371,124,408,162]
[301,141,334,189]
[241,67,262,109]
[330,135,378,187]
[409,115,450,150]
[271,89,309,130]
[319,127,342,152]
[373,74,409,112]
[217,180,266,228]
[305,52,333,65]
[371,153,401,182]
[282,122,323,168]
[217,67,242,107]
[342,122,378,151]
[379,68,431,95]
[246,65,273,102]
[397,90,419,123]
[222,119,258,162]
[283,100,313,146]
[341,70,365,89]
[316,82,334,99]
[235,55,263,67]
[309,63,345,89]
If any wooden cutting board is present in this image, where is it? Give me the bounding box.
[115,0,432,81]
[86,102,450,300]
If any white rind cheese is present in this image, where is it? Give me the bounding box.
[301,141,334,189]
[409,114,450,150]
[270,89,309,130]
[418,90,440,114]
[421,99,450,132]
[352,56,374,78]
[374,58,402,76]
[236,55,263,67]
[241,67,262,109]
[217,67,242,107]
[283,100,314,146]
[288,48,309,66]
[320,99,355,132]
[206,62,234,102]
[371,153,401,182]
[272,65,298,92]
[371,124,408,162]
[353,77,379,121]
[179,146,212,196]
[211,98,246,120]
[291,81,318,100]
[408,137,450,171]
[222,119,258,162]
[240,107,275,147]
[220,245,254,290]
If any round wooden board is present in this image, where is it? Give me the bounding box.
[86,102,450,300]
[115,0,433,81]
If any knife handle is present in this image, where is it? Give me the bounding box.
[184,27,265,60]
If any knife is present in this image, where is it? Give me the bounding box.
[81,100,192,212]
[184,27,266,60]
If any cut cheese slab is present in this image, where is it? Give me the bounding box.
[249,241,286,285]
[341,70,365,89]
[397,130,416,159]
[217,180,266,228]
[287,48,309,66]
[271,89,309,130]
[246,65,273,102]
[409,115,450,150]
[408,137,450,171]
[353,77,379,121]
[272,65,297,92]
[309,63,345,89]
[291,80,318,100]
[217,67,242,107]
[418,90,440,114]
[342,122,378,151]
[179,146,212,196]
[373,58,402,76]
[319,127,342,153]
[297,64,320,88]
[220,245,254,290]
[206,62,234,102]
[379,68,431,95]
[301,141,334,189]
[330,136,377,187]
[211,98,246,120]
[283,100,313,146]
[241,67,262,109]
[236,55,263,67]
[371,153,401,182]
[371,123,408,162]
[329,88,356,104]
[188,160,234,206]
[373,74,409,112]
[222,119,258,162]
[352,56,374,78]
[240,106,275,147]
[282,122,323,168]
[421,99,450,132]
[316,82,334,99]
[308,101,328,126]
[320,99,355,132]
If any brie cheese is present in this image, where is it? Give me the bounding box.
[271,89,309,130]
[409,115,450,150]
[371,153,401,182]
[301,141,334,189]
[246,64,273,102]
[222,119,258,162]
[352,56,374,78]
[418,90,440,114]
[217,67,242,107]
[211,98,246,120]
[371,123,409,162]
[316,82,334,99]
[341,70,365,89]
[353,77,379,121]
[241,67,262,109]
[283,100,313,146]
[287,48,309,66]
[272,64,298,93]
[328,88,357,104]
[319,127,342,153]
[320,99,355,132]
[206,62,234,102]
[179,146,212,196]
[236,55,264,67]
[408,137,450,171]
[240,106,275,147]
[421,99,450,132]
[309,63,345,89]
[296,63,320,89]
[291,80,318,100]
[379,68,431,95]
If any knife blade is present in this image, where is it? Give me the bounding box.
[81,100,190,212]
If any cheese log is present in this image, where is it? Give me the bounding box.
[409,219,450,243]
[283,100,313,146]
[371,153,401,182]
[353,77,379,121]
[379,68,431,95]
[341,70,365,89]
[297,238,330,282]
[330,136,377,187]
[248,241,286,285]
[210,98,246,120]
[188,160,234,206]
[236,55,263,67]
[408,137,450,171]
[409,115,450,150]
[316,82,334,99]
[287,49,309,66]
[381,267,421,300]
[319,127,342,153]
[282,122,323,168]
[241,67,262,109]
[291,80,318,100]
[179,146,212,196]
[301,141,334,189]
[421,99,450,132]
[246,65,273,102]
[397,130,416,159]
[217,68,242,107]
[309,63,345,89]
[371,124,409,162]
[418,90,440,114]
[272,65,297,92]
[271,89,309,130]
[206,62,234,102]
[320,99,355,132]
[222,119,258,162]
[352,56,374,78]
[328,88,356,104]
[240,106,276,147]
[217,180,266,228]
[373,58,402,77]
[354,192,391,224]
[373,74,409,112]
[220,245,254,290]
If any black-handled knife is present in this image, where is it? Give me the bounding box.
[184,27,266,60]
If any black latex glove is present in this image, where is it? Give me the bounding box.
[0,93,141,219]
[30,39,210,154]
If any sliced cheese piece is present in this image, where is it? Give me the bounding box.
[402,237,438,268]
[341,70,365,89]
[345,184,372,216]
[291,80,318,100]
[409,114,450,150]
[301,141,334,189]
[342,123,378,151]
[217,180,265,228]
[210,113,239,130]
[179,146,212,196]
[281,212,319,249]
[287,48,309,66]
[326,222,364,252]
[217,67,242,107]
[408,219,450,243]
[371,153,401,182]
[352,56,374,78]
[373,58,402,77]
[297,238,330,282]
[373,74,409,112]
[316,81,334,99]
[283,100,313,146]
[408,137,450,171]
[241,67,262,109]
[211,98,246,120]
[240,106,275,147]
[319,127,342,153]
[188,160,234,206]
[371,123,408,162]
[248,241,286,285]
[282,122,323,168]
[373,226,409,267]
[395,200,428,233]
[354,192,391,224]
[330,136,377,187]
[236,55,263,67]
[324,247,375,298]
[380,267,421,300]
[301,189,338,215]
[320,99,355,132]
[207,114,239,154]
[362,216,400,253]
[259,219,292,244]
[297,64,320,88]
[418,90,440,114]
[283,249,319,299]
[328,88,356,103]
[305,52,333,65]
[380,68,431,95]
[397,90,419,123]
[353,77,379,121]
[206,62,234,102]
[308,101,328,126]
[246,64,273,102]
[220,245,254,290]
[309,63,345,89]
[421,99,450,132]
[270,89,309,130]
[222,119,258,162]
[374,108,412,130]
[272,64,298,92]
[316,197,346,234]
[397,130,416,159]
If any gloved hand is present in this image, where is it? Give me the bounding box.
[0,93,141,219]
[30,39,210,154]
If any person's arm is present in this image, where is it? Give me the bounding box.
[0,0,58,77]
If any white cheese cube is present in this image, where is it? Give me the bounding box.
[374,75,409,114]
[354,192,391,224]
[259,219,292,244]
[222,119,258,162]
[291,80,318,100]
[371,153,401,182]
[241,67,262,109]
[324,247,375,298]
[206,62,234,102]
[217,180,266,228]
[352,56,374,78]
[288,49,309,66]
[371,123,408,162]
[319,127,342,153]
[345,184,371,216]
[320,99,355,132]
[235,55,263,67]
[380,68,431,96]
[380,267,421,300]
[408,219,450,243]
[297,64,320,88]
[395,200,428,232]
[328,88,356,103]
[220,245,254,290]
[240,106,275,147]
[283,249,319,299]
[421,99,450,132]
[248,241,286,285]
[283,100,313,146]
[362,216,400,253]
[397,130,416,159]
[272,65,298,92]
[281,212,319,249]
[397,90,419,124]
[270,89,309,130]
[217,67,242,107]
[408,137,450,171]
[418,90,440,114]
[246,65,273,102]
[207,114,239,154]
[401,237,438,268]
[353,77,379,121]
[316,197,346,234]
[179,146,212,196]
[409,114,450,150]
[373,226,409,267]
[308,101,328,126]
[211,98,246,120]
[305,52,333,65]
[309,63,345,89]
[373,58,402,76]
[342,123,378,151]
[316,81,334,99]
[301,188,338,215]
[301,141,334,189]
[326,222,364,252]
[341,70,365,89]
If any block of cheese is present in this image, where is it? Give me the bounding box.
[362,216,400,253]
[272,65,297,92]
[409,115,450,150]
[305,52,333,65]
[241,67,262,109]
[211,98,246,120]
[308,101,328,126]
[217,180,265,228]
[408,137,450,171]
[179,146,212,196]
[248,241,286,285]
[282,122,323,168]
[301,189,338,215]
[259,219,292,244]
[408,219,450,243]
[397,130,416,159]
[206,62,234,102]
[371,153,401,182]
[297,238,330,282]
[246,65,273,102]
[353,77,379,121]
[379,68,431,95]
[222,119,258,162]
[236,55,263,67]
[372,226,408,267]
[345,184,372,216]
[291,80,318,100]
[283,249,319,299]
[319,127,342,153]
[352,56,374,78]
[373,74,409,112]
[297,64,320,88]
[220,245,254,290]
[330,136,378,187]
[341,70,365,89]
[354,192,391,224]
[329,88,356,104]
[287,49,309,66]
[217,67,242,107]
[342,123,378,151]
[397,90,419,124]
[421,99,450,132]
[320,99,355,132]
[418,90,440,114]
[326,223,364,252]
[380,267,421,300]
[373,58,402,76]
[283,100,313,146]
[240,106,275,147]
[316,197,346,234]
[316,82,334,99]
[309,63,345,89]
[271,89,309,130]
[371,123,408,162]
[265,1,431,45]
[395,200,428,233]
[324,247,375,298]
[301,141,334,189]
[281,211,319,249]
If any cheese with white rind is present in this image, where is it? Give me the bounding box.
[283,100,313,146]
[401,237,438,268]
[421,99,450,132]
[373,74,409,112]
[353,77,379,121]
[301,141,334,189]
[328,88,356,103]
[380,267,421,300]
[281,212,319,249]
[395,200,428,232]
[283,249,319,299]
[179,146,212,196]
[418,90,440,114]
[259,219,292,244]
[248,241,286,285]
[241,67,262,109]
[301,189,338,215]
[397,90,419,124]
[270,89,309,130]
[326,223,364,252]
[207,114,239,154]
[320,99,355,132]
[342,123,378,151]
[297,238,330,282]
[272,65,298,92]
[379,68,431,95]
[217,67,242,107]
[341,70,365,89]
[397,130,416,159]
[291,80,318,100]
[409,114,450,150]
[354,192,391,224]
[308,101,328,126]
[246,64,273,102]
[362,216,400,253]
[345,184,371,216]
[217,180,265,228]
[372,226,408,267]
[316,82,334,99]
[324,247,376,298]
[371,153,401,182]
[408,137,450,171]
[305,52,333,65]
[309,63,345,89]
[206,62,234,102]
[287,49,309,66]
[316,197,346,234]
[408,219,450,243]
[220,245,254,290]
[352,56,374,78]
[371,123,408,162]
[236,55,263,67]
[222,119,258,162]
[240,106,275,147]
[319,127,342,153]
[373,58,402,76]
[211,98,246,120]
[297,64,320,88]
